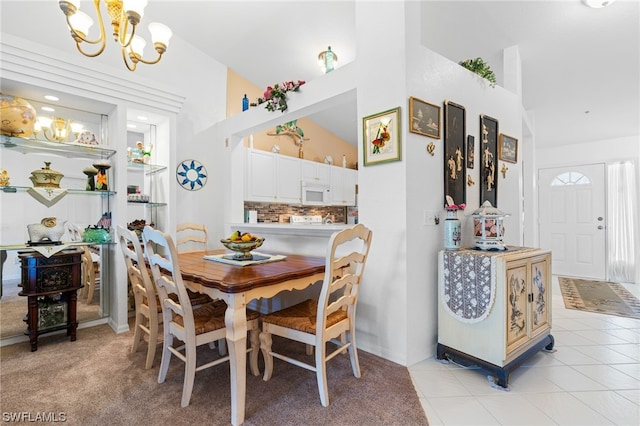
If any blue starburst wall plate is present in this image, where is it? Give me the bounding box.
[176,159,207,191]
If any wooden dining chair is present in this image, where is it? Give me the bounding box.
[142,225,261,408]
[176,222,209,253]
[116,225,161,369]
[175,222,215,308]
[259,223,373,407]
[80,246,100,305]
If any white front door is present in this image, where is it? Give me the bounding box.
[538,164,606,279]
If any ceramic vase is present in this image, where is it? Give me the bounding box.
[93,162,111,191]
[444,209,461,250]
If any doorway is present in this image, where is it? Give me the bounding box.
[538,163,606,280]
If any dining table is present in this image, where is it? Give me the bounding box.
[177,249,326,426]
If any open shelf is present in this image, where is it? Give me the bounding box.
[126,162,167,174]
[0,186,116,196]
[1,135,116,160]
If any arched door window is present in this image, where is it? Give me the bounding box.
[550,171,590,186]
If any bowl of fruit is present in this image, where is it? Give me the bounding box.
[220,231,265,260]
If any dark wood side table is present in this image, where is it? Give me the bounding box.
[18,248,83,351]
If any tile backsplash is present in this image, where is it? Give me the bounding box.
[244,202,346,224]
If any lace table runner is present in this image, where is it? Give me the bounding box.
[441,250,497,323]
[441,247,536,323]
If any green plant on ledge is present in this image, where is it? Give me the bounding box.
[459,58,496,87]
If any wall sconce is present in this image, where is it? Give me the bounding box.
[318,46,338,73]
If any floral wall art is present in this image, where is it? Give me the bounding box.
[362,107,401,166]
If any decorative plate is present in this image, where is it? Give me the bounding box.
[176,159,207,191]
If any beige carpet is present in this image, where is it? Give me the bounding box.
[0,322,428,425]
[558,276,640,319]
[0,294,101,338]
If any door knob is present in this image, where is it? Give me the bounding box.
[597,225,604,230]
[597,217,603,221]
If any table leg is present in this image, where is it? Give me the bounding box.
[225,295,248,426]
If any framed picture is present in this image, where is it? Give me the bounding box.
[443,100,466,207]
[480,114,499,207]
[466,135,475,169]
[362,107,401,166]
[409,96,440,139]
[498,133,518,163]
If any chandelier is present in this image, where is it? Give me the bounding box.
[58,0,172,72]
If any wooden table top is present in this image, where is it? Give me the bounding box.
[177,250,326,293]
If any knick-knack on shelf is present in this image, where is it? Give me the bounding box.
[242,94,249,111]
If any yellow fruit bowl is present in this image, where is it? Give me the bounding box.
[220,237,265,260]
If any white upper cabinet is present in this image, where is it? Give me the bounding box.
[330,167,357,206]
[276,155,302,204]
[246,149,277,202]
[300,159,331,184]
[245,148,356,206]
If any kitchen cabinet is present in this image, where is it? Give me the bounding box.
[330,167,357,206]
[276,155,302,204]
[245,148,303,204]
[246,148,277,202]
[437,247,554,388]
[300,159,330,184]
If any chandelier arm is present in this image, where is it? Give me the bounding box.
[64,0,107,57]
[64,12,106,47]
[133,51,165,66]
[122,47,138,72]
[75,38,107,58]
[118,17,137,49]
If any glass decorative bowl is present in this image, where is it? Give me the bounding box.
[220,238,265,260]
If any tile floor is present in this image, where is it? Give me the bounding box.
[409,276,640,425]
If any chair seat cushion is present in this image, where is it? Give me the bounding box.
[186,288,214,306]
[173,300,260,335]
[261,299,347,334]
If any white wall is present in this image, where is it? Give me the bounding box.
[1,2,528,364]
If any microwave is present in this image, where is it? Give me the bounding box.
[301,181,330,205]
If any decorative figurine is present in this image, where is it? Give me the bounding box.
[93,160,111,191]
[427,142,435,156]
[131,141,145,163]
[83,166,98,191]
[501,163,508,178]
[27,217,67,243]
[0,169,9,186]
[75,129,99,145]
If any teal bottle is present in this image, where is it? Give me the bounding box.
[325,46,335,73]
[242,94,249,111]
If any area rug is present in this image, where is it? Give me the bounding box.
[0,321,429,426]
[558,276,640,319]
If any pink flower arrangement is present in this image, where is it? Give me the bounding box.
[256,80,306,112]
[445,203,466,211]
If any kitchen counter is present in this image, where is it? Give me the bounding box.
[227,222,351,238]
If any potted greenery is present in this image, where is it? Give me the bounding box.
[459,58,497,87]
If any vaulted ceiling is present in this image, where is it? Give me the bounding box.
[1,1,638,149]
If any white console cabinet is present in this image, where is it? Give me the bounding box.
[437,247,554,388]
